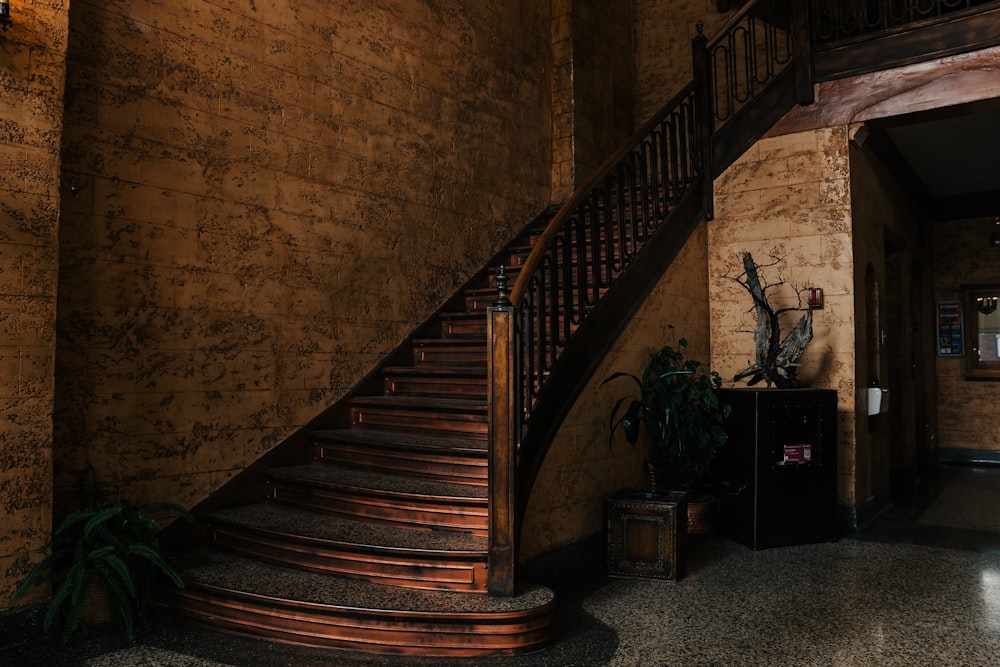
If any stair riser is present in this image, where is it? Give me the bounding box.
[441,319,487,338]
[384,376,487,401]
[316,442,487,485]
[463,292,496,311]
[170,589,554,656]
[266,479,488,534]
[351,405,487,439]
[208,524,488,592]
[413,346,486,366]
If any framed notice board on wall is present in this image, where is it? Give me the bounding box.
[937,300,964,356]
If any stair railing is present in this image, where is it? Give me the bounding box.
[486,0,804,595]
[487,79,706,595]
[485,0,1000,596]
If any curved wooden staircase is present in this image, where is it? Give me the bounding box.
[165,0,1000,657]
[167,220,557,656]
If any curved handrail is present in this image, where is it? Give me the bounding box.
[508,80,698,308]
[510,0,769,308]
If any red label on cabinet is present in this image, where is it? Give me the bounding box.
[783,444,812,464]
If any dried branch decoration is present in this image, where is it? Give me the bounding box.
[729,252,813,388]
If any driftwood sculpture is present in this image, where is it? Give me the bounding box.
[730,252,813,388]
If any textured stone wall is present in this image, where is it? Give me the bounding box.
[0,1,68,607]
[521,221,711,561]
[570,0,635,180]
[933,217,1000,454]
[633,0,734,123]
[709,127,858,506]
[550,0,635,201]
[53,0,552,513]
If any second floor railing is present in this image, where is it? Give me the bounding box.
[812,0,996,43]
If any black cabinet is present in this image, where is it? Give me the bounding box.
[717,388,838,550]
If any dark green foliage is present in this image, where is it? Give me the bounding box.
[11,501,192,642]
[603,337,731,492]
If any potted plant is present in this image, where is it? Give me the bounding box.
[603,335,732,536]
[11,500,192,642]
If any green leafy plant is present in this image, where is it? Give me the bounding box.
[11,500,193,642]
[602,337,731,493]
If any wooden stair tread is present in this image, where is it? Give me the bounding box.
[382,366,486,378]
[411,338,485,347]
[171,551,554,654]
[207,503,487,553]
[268,463,488,500]
[178,550,554,615]
[351,395,486,411]
[438,311,486,321]
[313,428,487,453]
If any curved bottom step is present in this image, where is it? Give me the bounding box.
[169,551,555,657]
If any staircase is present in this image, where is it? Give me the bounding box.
[168,220,557,656]
[166,0,1000,657]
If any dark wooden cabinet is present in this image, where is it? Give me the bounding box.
[717,388,838,550]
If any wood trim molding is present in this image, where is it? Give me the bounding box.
[765,46,1000,138]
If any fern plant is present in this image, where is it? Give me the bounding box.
[11,500,192,642]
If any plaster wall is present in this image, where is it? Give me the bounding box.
[520,221,711,561]
[933,217,1000,454]
[709,127,857,506]
[53,0,552,521]
[551,0,635,200]
[632,0,735,123]
[0,0,68,606]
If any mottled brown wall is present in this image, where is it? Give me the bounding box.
[53,0,552,514]
[551,0,635,200]
[521,221,711,561]
[933,217,1000,454]
[633,0,734,123]
[0,1,68,607]
[709,127,858,506]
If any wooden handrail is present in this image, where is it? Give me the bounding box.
[507,79,698,308]
[509,0,771,310]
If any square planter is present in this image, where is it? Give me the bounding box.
[607,490,688,581]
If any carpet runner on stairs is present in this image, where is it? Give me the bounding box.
[167,218,556,656]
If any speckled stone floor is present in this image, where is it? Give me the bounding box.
[5,464,1000,667]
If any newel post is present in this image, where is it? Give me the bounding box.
[692,20,714,219]
[486,266,517,596]
[792,0,815,106]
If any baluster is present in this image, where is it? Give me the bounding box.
[793,0,815,105]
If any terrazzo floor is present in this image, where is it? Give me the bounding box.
[5,464,1000,667]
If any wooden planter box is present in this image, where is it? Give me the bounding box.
[607,490,688,581]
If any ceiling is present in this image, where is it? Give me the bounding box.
[866,102,1000,219]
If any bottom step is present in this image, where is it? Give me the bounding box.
[169,551,555,657]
